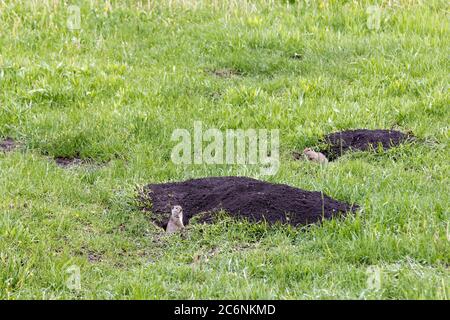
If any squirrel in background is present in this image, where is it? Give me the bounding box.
[303,148,329,164]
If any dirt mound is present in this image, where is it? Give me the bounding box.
[0,137,16,152]
[139,176,358,228]
[320,129,412,160]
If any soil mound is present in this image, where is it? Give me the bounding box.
[139,176,357,228]
[54,157,85,167]
[320,129,412,160]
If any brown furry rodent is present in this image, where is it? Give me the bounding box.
[303,148,328,164]
[166,205,184,233]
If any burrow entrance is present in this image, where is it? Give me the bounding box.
[139,176,358,229]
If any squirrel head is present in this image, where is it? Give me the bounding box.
[171,205,183,221]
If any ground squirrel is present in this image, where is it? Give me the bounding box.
[303,148,328,164]
[166,205,184,233]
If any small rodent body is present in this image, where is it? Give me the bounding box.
[303,148,328,164]
[166,205,184,233]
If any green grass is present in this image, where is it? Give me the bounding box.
[0,0,449,299]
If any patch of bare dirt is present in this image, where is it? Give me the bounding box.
[0,137,17,152]
[212,68,241,78]
[54,156,106,168]
[54,157,85,167]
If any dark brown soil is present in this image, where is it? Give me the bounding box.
[0,137,16,152]
[54,156,108,168]
[54,157,85,167]
[139,176,358,228]
[212,68,241,78]
[319,129,413,160]
[292,151,303,160]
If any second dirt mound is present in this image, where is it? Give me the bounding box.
[140,176,358,228]
[320,129,412,160]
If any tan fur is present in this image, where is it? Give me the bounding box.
[166,205,184,233]
[303,148,328,164]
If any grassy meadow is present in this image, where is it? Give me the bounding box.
[0,0,449,299]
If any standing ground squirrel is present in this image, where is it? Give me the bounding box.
[303,148,329,164]
[166,205,184,233]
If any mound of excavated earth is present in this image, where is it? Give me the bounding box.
[320,129,413,160]
[139,176,358,228]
